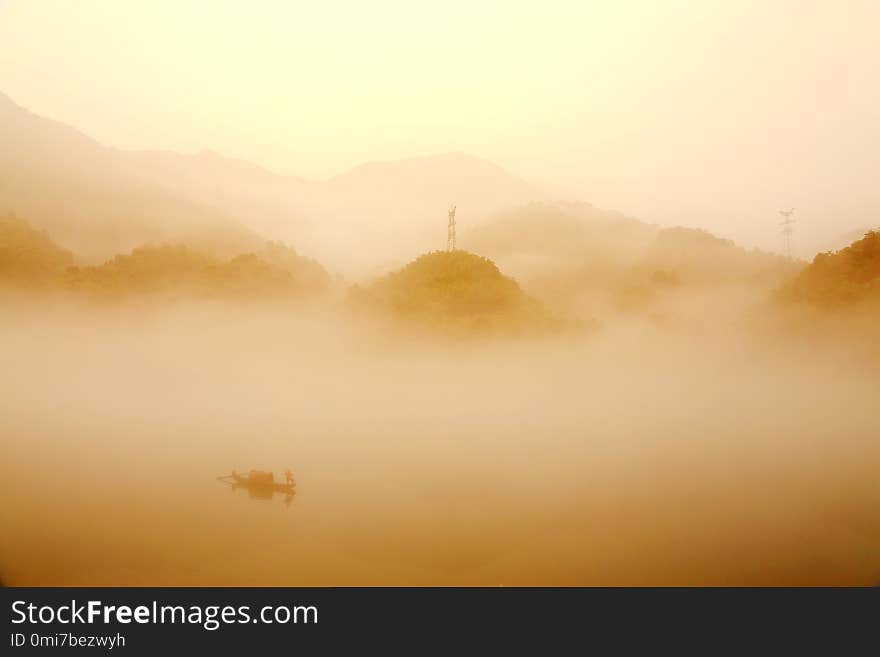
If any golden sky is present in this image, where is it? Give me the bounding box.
[1,0,878,249]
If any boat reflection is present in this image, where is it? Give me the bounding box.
[217,469,296,507]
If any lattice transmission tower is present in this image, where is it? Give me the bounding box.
[779,208,796,259]
[447,204,457,251]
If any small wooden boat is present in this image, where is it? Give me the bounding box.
[218,469,296,494]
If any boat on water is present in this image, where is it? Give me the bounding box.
[218,469,296,494]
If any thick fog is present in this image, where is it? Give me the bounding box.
[3,0,879,590]
[2,294,877,586]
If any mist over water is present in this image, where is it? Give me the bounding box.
[1,0,878,592]
[2,297,877,586]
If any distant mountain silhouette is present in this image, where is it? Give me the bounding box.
[325,152,540,217]
[3,90,803,286]
[0,92,263,262]
[0,92,546,273]
[466,201,657,272]
[463,202,802,316]
[639,227,799,285]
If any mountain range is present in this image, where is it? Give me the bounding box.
[0,91,545,274]
[6,89,861,292]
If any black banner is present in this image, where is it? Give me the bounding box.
[2,587,876,653]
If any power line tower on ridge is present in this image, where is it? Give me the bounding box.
[447,204,457,251]
[779,208,796,259]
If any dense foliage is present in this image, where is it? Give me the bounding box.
[65,243,329,300]
[0,213,74,283]
[1,215,329,301]
[353,250,570,334]
[779,231,880,307]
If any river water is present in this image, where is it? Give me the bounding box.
[2,302,878,585]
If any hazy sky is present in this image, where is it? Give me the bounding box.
[1,0,878,252]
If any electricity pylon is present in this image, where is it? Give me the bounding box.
[447,205,457,251]
[779,208,796,259]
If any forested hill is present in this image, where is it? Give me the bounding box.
[0,215,329,301]
[350,250,572,335]
[0,213,74,283]
[779,230,880,308]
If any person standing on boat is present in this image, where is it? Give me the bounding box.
[284,468,294,485]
